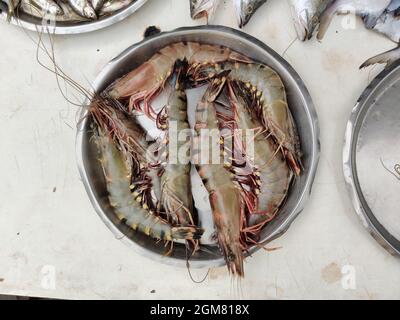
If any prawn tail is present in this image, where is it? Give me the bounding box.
[360,46,400,69]
[171,226,204,240]
[204,70,231,102]
[171,58,190,90]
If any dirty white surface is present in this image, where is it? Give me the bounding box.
[0,0,399,300]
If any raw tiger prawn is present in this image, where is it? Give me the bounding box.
[188,60,303,176]
[95,127,203,243]
[90,97,204,245]
[210,82,292,249]
[156,59,201,251]
[226,80,293,232]
[193,72,256,277]
[106,42,251,119]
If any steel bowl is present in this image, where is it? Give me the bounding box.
[76,26,320,268]
[343,61,400,256]
[0,0,148,34]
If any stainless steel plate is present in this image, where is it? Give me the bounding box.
[344,61,400,256]
[0,0,148,34]
[76,26,320,268]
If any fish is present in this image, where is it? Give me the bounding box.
[91,0,105,12]
[2,0,21,20]
[20,0,88,20]
[59,0,90,20]
[315,0,400,67]
[317,0,392,40]
[288,0,335,40]
[360,8,400,68]
[373,7,400,42]
[99,0,133,15]
[190,0,220,22]
[234,0,268,28]
[67,0,97,19]
[360,46,400,67]
[23,0,64,16]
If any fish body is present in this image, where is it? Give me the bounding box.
[99,0,133,14]
[318,0,392,39]
[26,0,64,16]
[288,0,334,40]
[91,0,105,12]
[20,0,87,20]
[234,0,268,28]
[190,0,220,22]
[67,0,97,19]
[360,9,400,68]
[320,0,400,68]
[373,9,400,42]
[386,0,400,15]
[58,0,89,20]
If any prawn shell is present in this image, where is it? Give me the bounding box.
[227,80,293,226]
[194,75,245,277]
[106,42,252,118]
[160,60,195,227]
[188,61,302,175]
[95,128,203,242]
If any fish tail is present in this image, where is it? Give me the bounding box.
[360,46,400,69]
[317,2,338,41]
[298,13,310,41]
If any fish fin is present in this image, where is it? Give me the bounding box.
[293,11,309,41]
[360,46,400,69]
[190,0,220,23]
[317,2,338,41]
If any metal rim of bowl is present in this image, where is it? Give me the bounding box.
[76,25,321,268]
[0,0,148,34]
[343,61,400,256]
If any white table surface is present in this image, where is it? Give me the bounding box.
[0,0,399,300]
